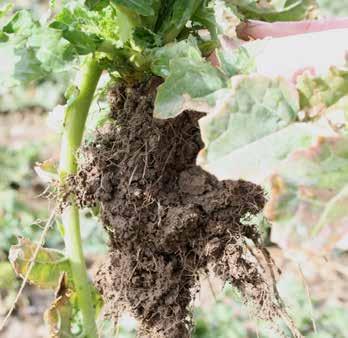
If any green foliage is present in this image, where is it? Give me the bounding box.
[0,144,39,187]
[0,3,13,20]
[0,262,16,290]
[154,39,226,118]
[156,0,203,43]
[0,0,227,85]
[0,189,44,252]
[0,144,50,253]
[49,5,108,54]
[0,140,106,255]
[150,38,202,77]
[1,10,74,83]
[111,0,156,16]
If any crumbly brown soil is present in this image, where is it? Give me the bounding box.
[73,79,289,337]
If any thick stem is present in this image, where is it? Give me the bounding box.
[59,56,102,338]
[60,57,102,176]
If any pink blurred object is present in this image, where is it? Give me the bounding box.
[238,17,348,39]
[209,18,348,81]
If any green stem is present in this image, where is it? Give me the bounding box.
[59,56,102,338]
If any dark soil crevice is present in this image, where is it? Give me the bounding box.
[73,79,286,337]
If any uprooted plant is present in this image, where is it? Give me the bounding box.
[1,0,348,337]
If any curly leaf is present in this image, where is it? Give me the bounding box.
[1,10,73,83]
[9,238,71,289]
[44,274,75,338]
[267,136,348,255]
[297,66,348,115]
[44,273,103,337]
[50,7,104,55]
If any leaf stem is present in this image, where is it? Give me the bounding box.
[59,56,102,338]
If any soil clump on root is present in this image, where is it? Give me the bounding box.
[73,80,289,337]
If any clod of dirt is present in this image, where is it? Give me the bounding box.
[73,79,290,337]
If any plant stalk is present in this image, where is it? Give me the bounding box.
[59,56,102,338]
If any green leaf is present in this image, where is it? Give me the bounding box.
[114,7,137,43]
[27,28,74,72]
[49,7,104,55]
[154,53,226,118]
[0,3,13,20]
[111,0,155,16]
[112,0,160,41]
[133,27,162,49]
[191,0,218,39]
[0,31,8,42]
[2,10,37,35]
[1,10,74,83]
[157,0,203,43]
[151,37,202,77]
[63,30,100,55]
[231,0,318,22]
[297,66,348,115]
[195,75,333,183]
[49,4,123,54]
[267,136,348,255]
[85,0,110,10]
[14,48,49,83]
[216,46,256,77]
[0,262,16,289]
[9,238,72,289]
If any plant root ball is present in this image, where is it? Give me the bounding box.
[73,80,284,337]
